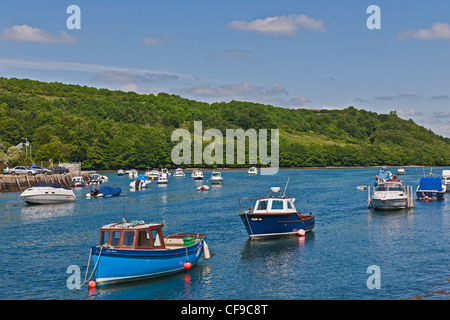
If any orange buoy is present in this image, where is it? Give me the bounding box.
[297,229,305,236]
[88,280,97,289]
[184,262,192,269]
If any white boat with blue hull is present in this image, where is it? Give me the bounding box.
[238,186,315,239]
[91,221,210,286]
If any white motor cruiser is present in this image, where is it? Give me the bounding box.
[20,183,76,205]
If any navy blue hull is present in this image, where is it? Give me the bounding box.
[239,213,315,238]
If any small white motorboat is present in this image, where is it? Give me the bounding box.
[157,172,169,184]
[117,169,124,176]
[173,168,186,178]
[210,171,223,184]
[130,174,151,190]
[197,185,210,191]
[71,176,88,187]
[161,168,171,177]
[20,183,76,205]
[247,167,258,175]
[145,169,160,180]
[129,169,138,179]
[191,170,203,180]
[442,170,450,192]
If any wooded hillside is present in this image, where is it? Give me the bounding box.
[1,77,449,169]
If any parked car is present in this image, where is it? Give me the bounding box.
[31,166,52,174]
[51,166,70,174]
[10,166,38,175]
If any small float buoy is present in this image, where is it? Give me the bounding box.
[184,262,192,269]
[88,280,97,289]
[297,229,305,236]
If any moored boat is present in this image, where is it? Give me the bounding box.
[20,183,76,205]
[238,185,315,239]
[442,170,450,192]
[117,169,124,176]
[130,175,151,190]
[247,167,257,175]
[145,169,160,180]
[191,170,203,180]
[87,186,122,198]
[71,176,88,187]
[157,172,169,184]
[129,169,138,179]
[375,167,392,186]
[173,168,186,178]
[416,177,446,200]
[210,171,223,184]
[197,185,210,191]
[91,221,209,286]
[371,178,408,210]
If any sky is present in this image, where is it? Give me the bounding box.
[1,0,450,136]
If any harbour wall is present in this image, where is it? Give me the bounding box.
[0,172,90,193]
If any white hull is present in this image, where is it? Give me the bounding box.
[21,187,76,205]
[372,195,408,210]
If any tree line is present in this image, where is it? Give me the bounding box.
[1,77,450,169]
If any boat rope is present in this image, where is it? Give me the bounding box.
[72,247,103,293]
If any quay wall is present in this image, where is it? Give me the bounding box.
[0,172,90,193]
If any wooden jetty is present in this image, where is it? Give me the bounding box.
[0,172,90,193]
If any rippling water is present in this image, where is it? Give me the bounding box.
[0,168,448,300]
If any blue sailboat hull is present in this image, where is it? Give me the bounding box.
[91,240,205,286]
[239,213,315,238]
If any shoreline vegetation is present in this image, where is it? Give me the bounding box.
[95,164,444,173]
[2,77,450,170]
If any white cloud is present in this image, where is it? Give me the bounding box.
[0,24,78,43]
[141,34,172,46]
[431,125,450,137]
[182,82,287,98]
[398,22,450,41]
[375,93,420,101]
[396,108,423,118]
[228,14,326,36]
[0,57,193,81]
[91,70,179,84]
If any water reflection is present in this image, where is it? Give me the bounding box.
[20,202,76,221]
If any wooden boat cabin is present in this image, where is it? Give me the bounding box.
[97,221,205,250]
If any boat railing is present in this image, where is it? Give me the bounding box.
[238,198,257,214]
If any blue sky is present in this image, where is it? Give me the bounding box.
[1,1,450,136]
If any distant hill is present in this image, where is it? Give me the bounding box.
[1,77,450,169]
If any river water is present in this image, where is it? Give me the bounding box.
[0,168,448,300]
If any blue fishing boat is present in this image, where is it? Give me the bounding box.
[238,184,315,239]
[91,221,210,286]
[416,177,446,200]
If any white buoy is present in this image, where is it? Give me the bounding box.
[203,241,211,259]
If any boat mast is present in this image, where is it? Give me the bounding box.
[122,192,126,223]
[282,177,290,198]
